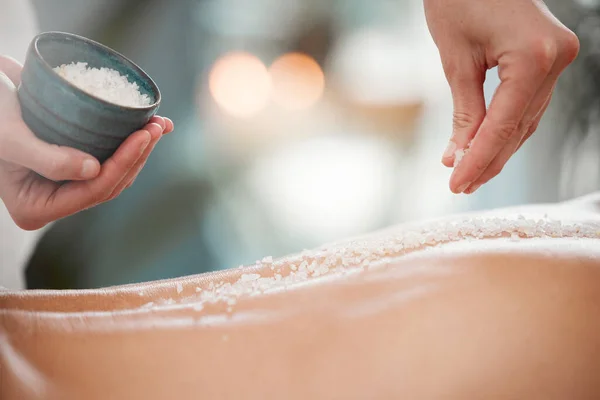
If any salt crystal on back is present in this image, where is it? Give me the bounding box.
[240,273,261,282]
[150,215,600,314]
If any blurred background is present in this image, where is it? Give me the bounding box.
[9,0,598,288]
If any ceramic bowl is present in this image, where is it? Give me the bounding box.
[17,31,161,163]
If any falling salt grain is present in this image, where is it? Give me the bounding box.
[53,62,152,107]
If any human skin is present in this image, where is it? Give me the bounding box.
[0,55,175,231]
[425,0,580,194]
[1,193,599,399]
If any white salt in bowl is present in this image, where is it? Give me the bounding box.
[17,31,161,164]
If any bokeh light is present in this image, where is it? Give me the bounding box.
[269,52,325,111]
[248,134,397,242]
[209,52,271,118]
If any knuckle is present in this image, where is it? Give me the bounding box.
[527,121,539,135]
[90,190,109,205]
[559,30,580,64]
[107,187,122,202]
[520,119,534,136]
[441,58,460,81]
[452,111,478,131]
[44,150,71,180]
[442,59,478,85]
[487,163,504,178]
[105,192,117,203]
[486,120,517,144]
[473,157,489,174]
[526,37,557,74]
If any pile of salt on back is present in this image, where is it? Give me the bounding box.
[53,62,152,108]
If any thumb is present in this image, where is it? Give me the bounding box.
[3,129,101,181]
[441,55,487,167]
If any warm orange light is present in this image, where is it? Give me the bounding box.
[208,52,271,118]
[269,53,325,111]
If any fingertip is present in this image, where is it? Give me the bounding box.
[164,118,174,134]
[441,140,458,167]
[147,123,164,139]
[450,184,462,195]
[81,158,101,180]
[150,116,166,130]
[463,182,482,195]
[441,157,454,168]
[449,170,460,194]
[449,171,471,194]
[456,182,471,194]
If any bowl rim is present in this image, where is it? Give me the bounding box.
[31,31,162,111]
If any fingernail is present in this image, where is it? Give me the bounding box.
[148,123,164,136]
[456,182,471,193]
[164,117,174,134]
[443,141,457,159]
[152,116,166,130]
[81,159,98,179]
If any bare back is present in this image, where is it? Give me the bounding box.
[2,194,600,399]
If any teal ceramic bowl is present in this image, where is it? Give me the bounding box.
[17,31,161,163]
